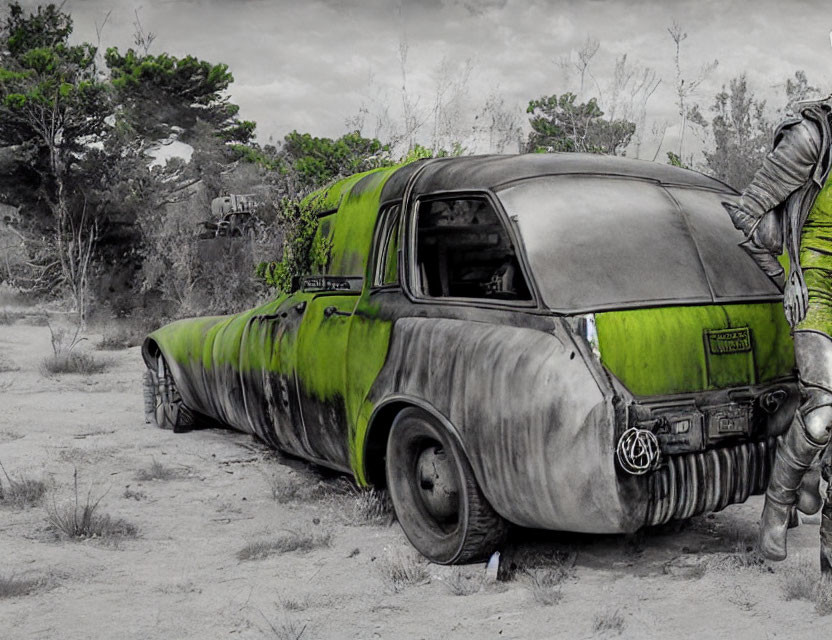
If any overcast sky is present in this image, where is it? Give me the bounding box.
[18,0,832,159]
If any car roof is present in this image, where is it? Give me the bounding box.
[380,153,735,201]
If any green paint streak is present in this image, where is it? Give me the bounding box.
[596,303,795,396]
[329,171,389,275]
[146,163,406,482]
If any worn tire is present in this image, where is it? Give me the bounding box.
[143,355,195,433]
[385,407,507,564]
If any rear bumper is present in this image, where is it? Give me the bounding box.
[643,437,774,527]
[617,379,798,528]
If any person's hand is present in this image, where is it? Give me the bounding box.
[783,270,808,327]
[722,201,757,237]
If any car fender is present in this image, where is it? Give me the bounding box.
[364,316,646,533]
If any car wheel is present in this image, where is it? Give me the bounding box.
[385,407,507,564]
[143,355,194,433]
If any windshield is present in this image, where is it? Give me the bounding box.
[496,176,781,312]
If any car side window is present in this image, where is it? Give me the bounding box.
[415,196,531,301]
[373,204,400,286]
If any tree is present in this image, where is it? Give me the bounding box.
[703,74,772,190]
[105,48,254,145]
[667,21,718,160]
[525,92,635,155]
[281,130,392,189]
[0,2,111,317]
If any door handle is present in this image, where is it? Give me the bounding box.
[323,305,351,319]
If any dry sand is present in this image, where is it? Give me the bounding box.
[1,317,831,639]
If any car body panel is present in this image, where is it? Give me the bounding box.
[596,302,795,396]
[143,153,799,535]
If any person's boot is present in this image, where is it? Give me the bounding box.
[759,416,826,561]
[796,466,823,515]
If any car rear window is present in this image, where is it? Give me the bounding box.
[496,176,781,312]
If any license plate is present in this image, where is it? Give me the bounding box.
[707,403,751,439]
[706,327,751,355]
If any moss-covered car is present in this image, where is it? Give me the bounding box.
[143,154,798,564]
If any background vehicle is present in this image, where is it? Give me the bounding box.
[143,154,798,564]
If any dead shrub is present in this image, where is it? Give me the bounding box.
[0,574,44,599]
[377,548,430,593]
[40,352,106,376]
[40,320,106,376]
[96,318,150,350]
[46,469,138,543]
[0,461,47,509]
[237,527,332,561]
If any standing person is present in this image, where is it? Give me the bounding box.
[724,96,832,570]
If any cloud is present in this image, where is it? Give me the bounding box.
[22,0,832,156]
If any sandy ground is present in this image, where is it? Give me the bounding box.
[1,316,831,640]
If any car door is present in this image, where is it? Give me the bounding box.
[294,277,363,468]
[239,292,313,457]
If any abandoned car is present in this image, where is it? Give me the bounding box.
[143,154,798,564]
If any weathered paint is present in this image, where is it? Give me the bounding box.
[596,303,795,396]
[142,154,799,535]
[363,315,643,532]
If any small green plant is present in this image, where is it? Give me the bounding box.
[0,574,43,599]
[46,469,138,543]
[255,192,331,294]
[237,527,332,561]
[377,548,430,593]
[0,461,47,509]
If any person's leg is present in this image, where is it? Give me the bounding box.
[821,446,832,576]
[759,331,832,560]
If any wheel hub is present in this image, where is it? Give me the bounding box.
[416,445,459,522]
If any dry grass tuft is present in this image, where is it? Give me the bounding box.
[135,459,180,481]
[237,528,332,561]
[0,574,44,599]
[377,548,430,593]
[266,474,332,504]
[0,353,19,372]
[527,566,567,605]
[592,608,626,635]
[40,352,107,376]
[259,613,308,640]
[442,567,482,596]
[96,321,148,351]
[46,469,138,543]
[0,308,23,325]
[0,461,47,509]
[781,557,832,615]
[123,487,147,501]
[347,487,392,526]
[40,321,107,376]
[279,596,310,611]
